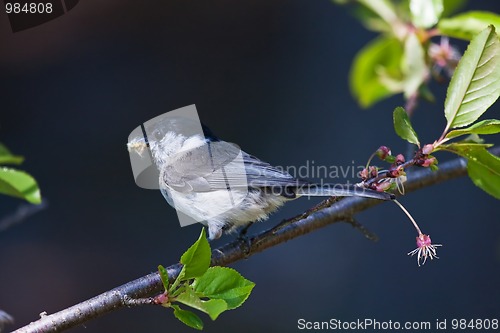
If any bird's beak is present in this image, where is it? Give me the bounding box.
[127,136,149,157]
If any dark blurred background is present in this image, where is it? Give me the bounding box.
[1,1,499,332]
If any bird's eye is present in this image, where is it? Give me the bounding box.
[153,129,163,140]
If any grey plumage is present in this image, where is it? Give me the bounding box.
[129,117,393,239]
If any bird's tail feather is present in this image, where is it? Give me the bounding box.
[295,184,394,200]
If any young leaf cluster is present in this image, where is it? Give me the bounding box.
[336,0,500,108]
[393,26,500,199]
[157,228,255,330]
[0,143,41,204]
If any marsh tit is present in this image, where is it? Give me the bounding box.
[128,116,393,240]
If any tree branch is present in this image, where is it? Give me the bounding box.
[12,149,497,333]
[0,199,48,234]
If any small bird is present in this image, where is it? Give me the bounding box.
[128,116,393,240]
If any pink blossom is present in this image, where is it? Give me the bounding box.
[408,234,442,266]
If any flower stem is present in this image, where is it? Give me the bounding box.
[393,199,422,235]
[365,151,376,170]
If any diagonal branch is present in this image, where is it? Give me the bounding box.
[12,149,494,333]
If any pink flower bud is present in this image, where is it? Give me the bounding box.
[376,146,391,160]
[422,144,434,155]
[389,166,405,178]
[428,37,461,75]
[416,234,432,247]
[395,154,405,164]
[408,233,442,266]
[155,293,169,305]
[422,157,436,167]
[375,181,392,192]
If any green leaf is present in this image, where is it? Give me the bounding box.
[443,25,500,131]
[441,143,500,199]
[343,2,389,33]
[462,133,485,144]
[441,0,467,18]
[402,32,427,98]
[193,267,256,310]
[357,0,398,29]
[339,0,407,36]
[445,119,500,139]
[409,0,443,28]
[158,265,169,291]
[393,107,420,146]
[175,287,227,321]
[179,228,211,280]
[438,11,500,40]
[0,167,41,204]
[438,142,492,155]
[0,143,24,165]
[350,36,404,108]
[172,305,204,330]
[467,149,500,199]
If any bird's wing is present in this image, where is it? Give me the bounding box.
[162,141,304,193]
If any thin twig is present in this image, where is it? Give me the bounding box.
[0,310,14,333]
[345,217,379,242]
[12,148,497,333]
[0,199,48,233]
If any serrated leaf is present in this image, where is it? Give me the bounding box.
[0,167,41,204]
[350,36,404,108]
[393,107,420,146]
[172,305,204,330]
[175,287,227,321]
[402,32,427,98]
[199,299,227,321]
[0,143,24,165]
[158,265,169,291]
[438,142,493,155]
[193,267,255,310]
[410,0,443,28]
[445,119,500,139]
[467,149,500,199]
[179,228,211,280]
[438,11,500,40]
[441,143,500,199]
[443,25,500,131]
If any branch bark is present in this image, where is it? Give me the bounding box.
[12,149,496,333]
